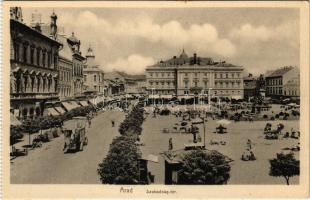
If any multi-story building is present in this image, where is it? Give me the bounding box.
[145,50,244,99]
[243,74,258,100]
[124,75,146,94]
[265,66,299,98]
[83,46,105,94]
[58,39,73,99]
[10,7,62,119]
[283,75,300,97]
[68,33,85,97]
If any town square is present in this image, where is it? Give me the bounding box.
[9,6,301,185]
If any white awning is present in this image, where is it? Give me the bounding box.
[70,101,81,109]
[61,102,75,111]
[44,108,59,116]
[178,95,193,100]
[54,106,66,114]
[149,94,160,99]
[80,101,89,107]
[161,95,173,99]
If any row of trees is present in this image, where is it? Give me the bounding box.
[98,102,145,184]
[10,105,94,145]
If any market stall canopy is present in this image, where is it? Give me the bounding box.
[191,118,204,124]
[10,113,22,126]
[216,119,231,125]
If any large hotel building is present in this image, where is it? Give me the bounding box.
[145,50,244,100]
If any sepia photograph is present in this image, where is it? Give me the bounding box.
[3,1,309,199]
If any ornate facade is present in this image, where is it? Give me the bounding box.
[146,50,244,99]
[10,8,62,119]
[83,47,105,94]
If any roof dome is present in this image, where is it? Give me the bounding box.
[68,32,79,44]
[180,48,188,58]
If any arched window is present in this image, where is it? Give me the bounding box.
[94,75,97,82]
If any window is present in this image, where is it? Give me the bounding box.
[204,73,207,76]
[150,82,153,86]
[42,51,46,67]
[36,48,40,66]
[94,86,97,90]
[215,73,217,79]
[155,73,158,77]
[204,81,207,88]
[184,90,189,95]
[162,73,164,77]
[195,73,198,77]
[161,81,164,86]
[94,75,97,82]
[23,45,28,63]
[226,73,228,78]
[185,73,188,76]
[194,81,198,87]
[237,73,240,78]
[84,75,87,82]
[167,73,170,77]
[47,52,51,68]
[156,82,159,86]
[232,73,234,78]
[167,82,170,86]
[150,72,153,77]
[13,42,20,61]
[184,81,188,88]
[30,47,34,64]
[220,74,223,78]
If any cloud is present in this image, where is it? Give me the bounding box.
[229,21,299,45]
[58,11,237,62]
[106,54,155,74]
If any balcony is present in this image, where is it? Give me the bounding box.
[10,92,59,100]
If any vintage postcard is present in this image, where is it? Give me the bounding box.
[2,1,309,199]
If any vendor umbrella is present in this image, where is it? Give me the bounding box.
[216,119,231,125]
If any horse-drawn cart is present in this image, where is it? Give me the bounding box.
[63,117,88,153]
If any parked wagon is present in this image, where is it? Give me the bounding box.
[63,117,88,153]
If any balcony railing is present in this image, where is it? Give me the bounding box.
[10,92,59,100]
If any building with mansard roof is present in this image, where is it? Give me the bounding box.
[145,49,244,101]
[10,7,62,119]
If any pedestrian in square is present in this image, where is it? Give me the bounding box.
[111,120,115,127]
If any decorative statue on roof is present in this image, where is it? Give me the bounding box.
[50,11,58,40]
[10,7,23,22]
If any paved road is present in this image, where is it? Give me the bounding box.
[10,110,125,184]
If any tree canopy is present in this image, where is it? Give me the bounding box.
[269,152,299,185]
[178,149,231,184]
[97,135,141,184]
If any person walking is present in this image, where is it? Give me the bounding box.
[111,120,115,127]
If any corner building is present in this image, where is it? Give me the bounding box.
[146,50,244,99]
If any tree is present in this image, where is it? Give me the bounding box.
[269,152,300,185]
[97,136,141,184]
[178,149,231,184]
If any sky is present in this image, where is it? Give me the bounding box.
[22,7,300,75]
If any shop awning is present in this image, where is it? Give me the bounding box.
[178,95,193,100]
[80,101,89,107]
[54,106,66,114]
[61,102,75,111]
[149,94,160,99]
[89,98,99,105]
[70,101,81,109]
[44,108,60,116]
[161,95,173,99]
